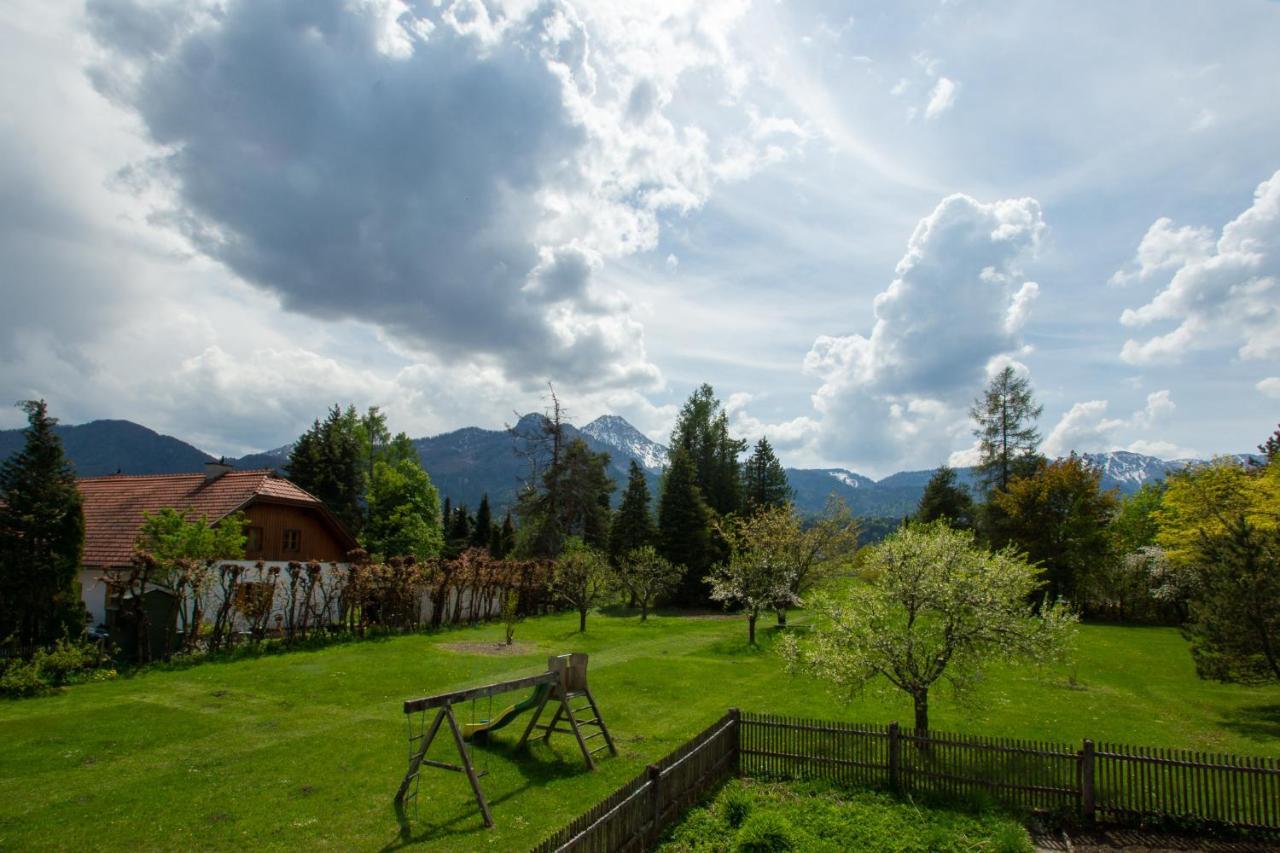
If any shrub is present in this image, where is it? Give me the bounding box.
[0,658,49,698]
[734,812,794,853]
[722,786,752,829]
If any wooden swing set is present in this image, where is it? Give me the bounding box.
[393,653,615,828]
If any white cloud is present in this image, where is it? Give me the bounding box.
[1258,377,1280,399]
[924,77,958,120]
[1042,390,1181,458]
[1119,170,1280,364]
[762,192,1047,475]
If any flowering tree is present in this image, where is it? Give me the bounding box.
[780,522,1077,731]
[548,539,612,632]
[614,546,681,621]
[707,510,800,645]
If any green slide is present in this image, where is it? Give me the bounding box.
[462,683,551,742]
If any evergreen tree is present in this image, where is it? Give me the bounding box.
[914,466,974,529]
[442,496,452,530]
[496,512,516,558]
[970,366,1043,494]
[445,505,472,558]
[609,461,656,564]
[742,436,792,511]
[658,445,713,604]
[1259,422,1280,464]
[286,404,365,536]
[0,401,85,652]
[670,384,746,516]
[516,438,614,557]
[472,494,492,548]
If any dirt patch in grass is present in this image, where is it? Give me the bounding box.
[437,641,538,655]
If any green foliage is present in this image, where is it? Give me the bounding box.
[286,404,367,536]
[0,400,85,653]
[670,384,746,516]
[708,505,806,644]
[609,461,656,564]
[991,455,1118,606]
[742,436,792,512]
[970,366,1043,494]
[1110,482,1165,556]
[734,811,795,852]
[363,456,443,561]
[472,494,492,549]
[1184,517,1280,684]
[660,780,1032,853]
[781,522,1078,731]
[518,437,614,557]
[1,635,116,698]
[137,507,247,582]
[614,545,681,620]
[547,538,612,631]
[501,588,521,645]
[1156,458,1278,567]
[659,445,714,604]
[914,466,974,529]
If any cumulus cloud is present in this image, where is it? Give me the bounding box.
[1042,390,1182,458]
[754,192,1048,474]
[1118,170,1280,364]
[80,0,798,395]
[1258,377,1280,399]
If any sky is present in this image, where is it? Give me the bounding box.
[2,0,1278,477]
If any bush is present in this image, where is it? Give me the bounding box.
[722,787,752,829]
[0,658,49,698]
[734,812,794,852]
[0,635,116,698]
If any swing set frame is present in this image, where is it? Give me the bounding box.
[394,653,615,829]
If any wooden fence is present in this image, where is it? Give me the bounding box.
[532,710,1280,852]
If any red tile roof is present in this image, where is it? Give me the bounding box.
[77,470,342,568]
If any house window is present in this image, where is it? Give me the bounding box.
[282,529,302,553]
[245,526,264,553]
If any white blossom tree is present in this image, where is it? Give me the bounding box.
[780,522,1077,731]
[706,509,800,645]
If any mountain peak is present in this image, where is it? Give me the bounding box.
[581,414,668,471]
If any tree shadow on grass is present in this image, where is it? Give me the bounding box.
[1218,703,1280,742]
[382,734,590,849]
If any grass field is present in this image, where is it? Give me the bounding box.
[1,608,1278,851]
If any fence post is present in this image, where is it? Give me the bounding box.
[888,721,901,792]
[729,708,741,775]
[646,763,662,847]
[1080,739,1095,822]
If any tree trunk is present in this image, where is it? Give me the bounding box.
[578,608,587,632]
[748,612,758,645]
[640,600,648,622]
[775,607,787,627]
[913,690,929,733]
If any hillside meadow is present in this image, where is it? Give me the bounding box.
[1,608,1278,851]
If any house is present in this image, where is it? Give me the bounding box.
[77,460,358,628]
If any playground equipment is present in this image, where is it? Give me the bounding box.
[393,653,615,829]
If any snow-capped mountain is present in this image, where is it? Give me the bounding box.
[580,415,669,472]
[1078,451,1183,490]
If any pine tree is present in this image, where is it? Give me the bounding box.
[517,437,614,557]
[498,512,516,558]
[285,404,365,536]
[442,496,452,530]
[914,466,974,529]
[446,505,471,558]
[472,494,492,548]
[742,436,792,511]
[658,446,713,605]
[970,366,1043,493]
[0,401,85,652]
[609,461,656,564]
[670,384,746,516]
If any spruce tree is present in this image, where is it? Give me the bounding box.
[670,384,746,516]
[446,505,471,558]
[609,461,656,564]
[914,466,974,529]
[0,401,85,651]
[285,404,365,536]
[658,445,713,605]
[742,436,792,511]
[517,437,614,556]
[472,494,492,548]
[442,496,452,530]
[970,366,1043,493]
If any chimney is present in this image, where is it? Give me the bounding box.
[204,457,233,482]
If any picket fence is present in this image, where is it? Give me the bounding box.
[530,709,1280,852]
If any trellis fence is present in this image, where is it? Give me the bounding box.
[532,710,1280,852]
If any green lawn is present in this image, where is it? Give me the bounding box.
[1,609,1278,851]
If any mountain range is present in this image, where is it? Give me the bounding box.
[0,416,1255,521]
